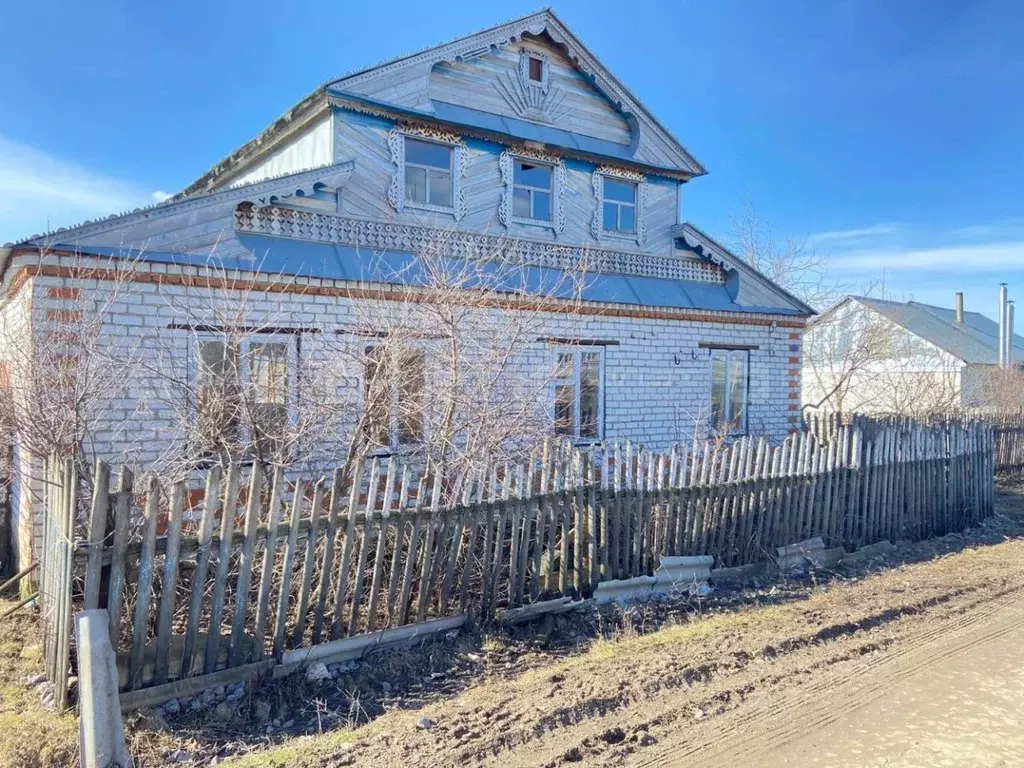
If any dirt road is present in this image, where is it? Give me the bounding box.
[207,487,1024,768]
[642,576,1024,767]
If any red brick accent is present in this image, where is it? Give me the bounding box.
[46,309,81,323]
[47,286,80,299]
[9,262,811,330]
[788,404,800,411]
[788,368,800,377]
[788,392,799,400]
[788,332,801,340]
[788,356,800,364]
[187,488,206,511]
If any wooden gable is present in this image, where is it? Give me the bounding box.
[330,10,705,178]
[426,35,633,147]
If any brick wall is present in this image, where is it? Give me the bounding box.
[2,261,804,566]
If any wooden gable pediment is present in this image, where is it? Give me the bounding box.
[329,10,705,178]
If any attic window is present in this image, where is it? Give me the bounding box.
[528,56,544,83]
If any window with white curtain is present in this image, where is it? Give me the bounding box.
[551,346,604,441]
[709,348,749,435]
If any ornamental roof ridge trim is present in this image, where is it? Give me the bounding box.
[234,205,725,286]
[327,9,706,177]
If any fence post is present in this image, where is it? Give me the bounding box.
[76,609,133,768]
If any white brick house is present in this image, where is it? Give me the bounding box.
[0,10,811,570]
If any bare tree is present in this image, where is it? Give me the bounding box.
[728,198,844,311]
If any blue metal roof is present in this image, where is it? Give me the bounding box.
[51,235,802,315]
[327,88,670,175]
[429,102,639,162]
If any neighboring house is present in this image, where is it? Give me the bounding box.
[0,10,812,569]
[803,293,1024,414]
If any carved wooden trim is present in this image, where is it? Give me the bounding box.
[518,48,550,92]
[592,165,647,246]
[387,125,467,220]
[499,147,566,235]
[235,206,725,285]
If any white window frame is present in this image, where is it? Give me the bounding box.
[363,344,427,454]
[549,345,606,443]
[191,332,299,456]
[591,166,648,246]
[387,127,467,220]
[402,136,454,212]
[708,348,749,436]
[499,149,566,234]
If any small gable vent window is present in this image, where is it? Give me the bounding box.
[602,177,637,234]
[404,137,453,208]
[528,56,544,83]
[513,159,553,221]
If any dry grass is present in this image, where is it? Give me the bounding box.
[0,597,78,768]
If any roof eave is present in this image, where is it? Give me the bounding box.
[176,87,331,199]
[329,89,699,182]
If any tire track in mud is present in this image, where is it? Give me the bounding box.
[638,584,1024,768]
[514,581,1024,768]
[447,581,1023,766]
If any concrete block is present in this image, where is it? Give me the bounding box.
[776,537,825,571]
[710,561,773,586]
[653,555,713,595]
[592,575,657,605]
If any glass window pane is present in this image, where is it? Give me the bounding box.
[427,169,452,207]
[579,352,601,439]
[513,187,531,218]
[248,341,289,458]
[364,347,390,447]
[199,340,240,451]
[405,166,427,204]
[554,351,573,380]
[248,342,288,406]
[603,202,618,230]
[514,161,552,189]
[554,384,575,436]
[532,191,551,221]
[405,138,451,169]
[710,353,726,432]
[727,352,747,431]
[619,205,635,233]
[397,349,425,444]
[604,178,636,203]
[528,56,543,82]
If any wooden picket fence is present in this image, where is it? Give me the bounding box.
[36,420,994,706]
[989,412,1024,471]
[806,410,1024,473]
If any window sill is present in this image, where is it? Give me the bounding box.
[511,215,557,231]
[405,200,457,217]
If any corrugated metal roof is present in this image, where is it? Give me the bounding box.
[53,235,803,316]
[853,296,1024,364]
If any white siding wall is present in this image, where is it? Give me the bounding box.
[230,116,333,187]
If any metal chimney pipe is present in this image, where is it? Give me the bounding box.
[1003,301,1011,366]
[955,292,965,323]
[999,284,1008,368]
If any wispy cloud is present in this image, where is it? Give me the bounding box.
[807,223,901,245]
[833,240,1024,272]
[0,135,162,244]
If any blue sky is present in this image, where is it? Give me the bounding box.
[2,0,1022,316]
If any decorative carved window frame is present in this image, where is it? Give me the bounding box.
[519,49,551,93]
[499,147,567,235]
[591,165,647,246]
[387,124,468,220]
